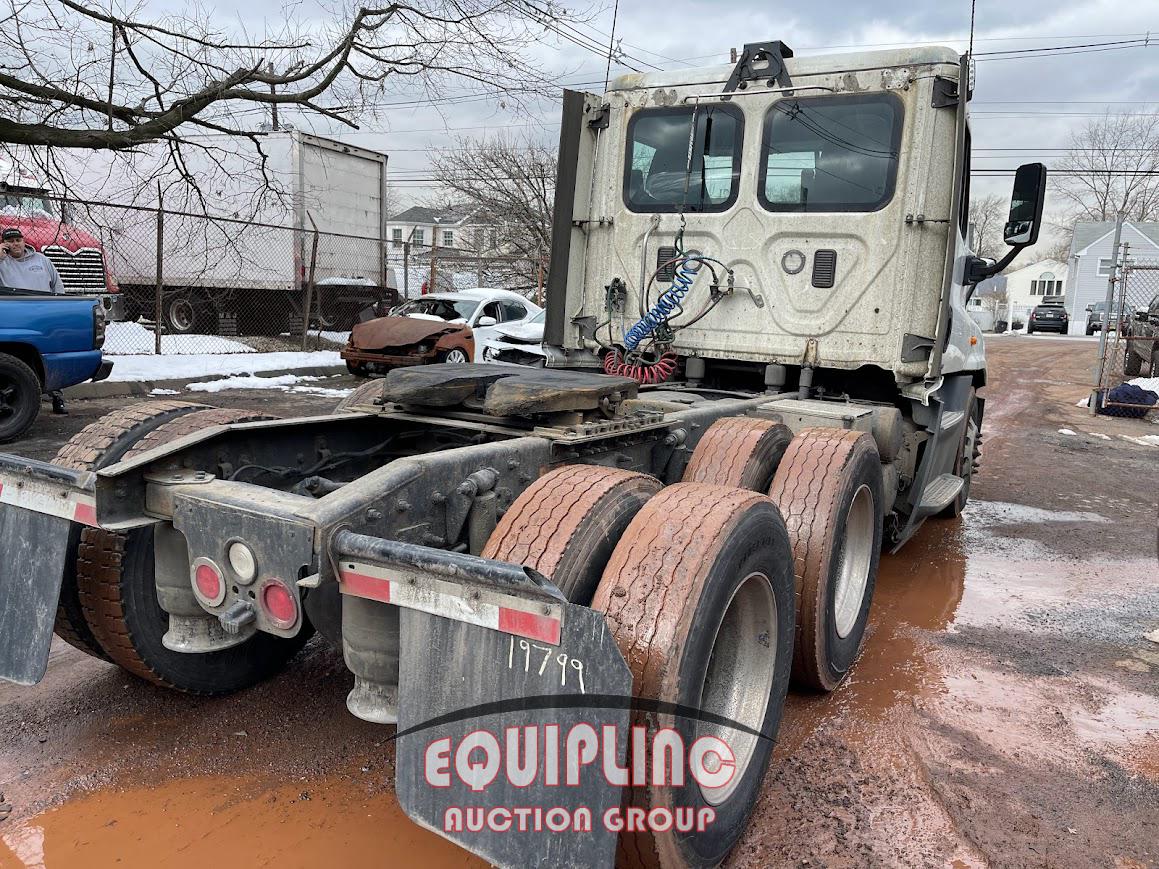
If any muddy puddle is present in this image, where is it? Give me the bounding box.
[0,774,483,869]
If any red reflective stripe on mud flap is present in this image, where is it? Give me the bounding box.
[72,501,97,527]
[340,569,392,604]
[498,607,561,645]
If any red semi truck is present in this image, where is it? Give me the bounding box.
[0,161,122,320]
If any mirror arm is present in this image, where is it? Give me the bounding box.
[965,243,1026,288]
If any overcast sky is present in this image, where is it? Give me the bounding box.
[214,0,1159,233]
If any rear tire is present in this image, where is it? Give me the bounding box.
[1124,348,1144,376]
[682,416,792,492]
[0,352,42,444]
[75,407,310,693]
[592,484,795,869]
[767,428,883,692]
[51,400,211,660]
[482,465,661,604]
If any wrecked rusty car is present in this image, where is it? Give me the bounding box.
[341,294,476,375]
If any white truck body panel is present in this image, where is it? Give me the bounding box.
[101,132,388,293]
[557,46,985,384]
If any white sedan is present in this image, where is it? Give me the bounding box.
[480,308,547,366]
[390,288,541,362]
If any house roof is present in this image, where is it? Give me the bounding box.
[1002,257,1068,279]
[1070,220,1159,258]
[390,205,475,225]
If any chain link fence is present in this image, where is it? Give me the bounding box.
[0,192,546,355]
[1094,253,1159,416]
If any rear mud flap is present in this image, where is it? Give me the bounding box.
[394,603,632,869]
[0,455,100,685]
[0,505,75,685]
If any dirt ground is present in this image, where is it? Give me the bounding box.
[1,337,1156,868]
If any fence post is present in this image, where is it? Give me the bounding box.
[301,213,320,352]
[154,183,164,355]
[403,242,410,299]
[1094,216,1121,403]
[428,240,439,294]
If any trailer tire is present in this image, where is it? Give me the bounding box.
[591,484,795,869]
[334,378,385,413]
[164,291,215,335]
[482,465,661,605]
[682,416,792,492]
[50,400,211,660]
[767,428,883,692]
[0,352,42,444]
[75,408,311,693]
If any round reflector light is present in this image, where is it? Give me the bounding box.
[261,581,297,628]
[227,541,257,583]
[193,561,224,606]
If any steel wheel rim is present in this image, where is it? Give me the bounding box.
[169,298,194,331]
[445,349,468,363]
[833,484,874,639]
[696,571,778,807]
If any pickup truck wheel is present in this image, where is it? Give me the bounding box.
[51,400,212,660]
[591,484,795,869]
[482,465,661,604]
[0,352,41,444]
[334,378,385,412]
[682,416,792,492]
[75,407,311,693]
[767,428,883,692]
[1124,348,1144,376]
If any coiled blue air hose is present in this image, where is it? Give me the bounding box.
[623,257,700,350]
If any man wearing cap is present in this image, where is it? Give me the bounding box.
[0,227,63,293]
[1,227,69,413]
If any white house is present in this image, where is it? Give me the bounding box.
[1002,258,1068,309]
[1065,220,1159,335]
[386,206,499,252]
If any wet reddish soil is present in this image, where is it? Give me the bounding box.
[1,337,1157,868]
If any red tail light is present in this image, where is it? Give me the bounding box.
[191,558,225,607]
[260,581,298,628]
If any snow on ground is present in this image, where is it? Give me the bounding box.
[186,373,353,398]
[148,388,179,396]
[1128,376,1159,393]
[106,350,342,383]
[1058,428,1077,436]
[968,500,1112,525]
[106,322,254,355]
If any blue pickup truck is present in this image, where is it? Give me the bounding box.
[0,287,112,442]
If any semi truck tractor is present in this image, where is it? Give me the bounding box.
[0,43,1043,868]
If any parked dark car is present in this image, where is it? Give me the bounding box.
[1027,303,1069,335]
[1124,293,1159,376]
[1084,300,1129,335]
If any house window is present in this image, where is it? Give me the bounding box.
[391,228,403,246]
[1056,280,1064,295]
[443,230,454,247]
[1097,258,1113,277]
[1030,280,1038,295]
[413,228,425,246]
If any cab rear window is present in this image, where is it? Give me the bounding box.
[624,105,743,213]
[759,93,903,213]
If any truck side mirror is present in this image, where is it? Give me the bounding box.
[1085,304,1094,312]
[1003,163,1047,246]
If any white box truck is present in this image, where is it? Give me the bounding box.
[104,131,395,335]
